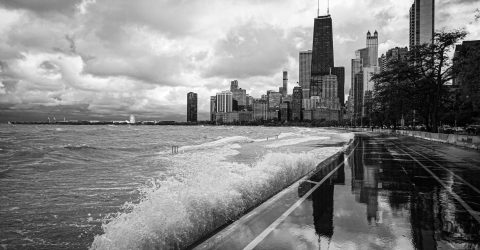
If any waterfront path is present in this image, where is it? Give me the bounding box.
[194,133,480,250]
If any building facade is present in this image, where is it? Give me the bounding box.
[216,91,232,113]
[282,71,288,97]
[350,31,380,121]
[280,102,291,121]
[311,15,334,76]
[187,92,198,122]
[310,14,345,109]
[267,91,282,110]
[367,31,379,67]
[253,99,268,120]
[292,86,303,121]
[299,50,312,96]
[409,0,435,49]
[210,96,217,122]
[332,67,345,106]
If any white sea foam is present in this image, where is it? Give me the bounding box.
[276,132,297,139]
[265,136,331,148]
[178,136,255,152]
[90,134,348,250]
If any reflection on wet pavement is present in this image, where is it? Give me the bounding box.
[196,134,480,250]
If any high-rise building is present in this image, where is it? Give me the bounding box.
[299,50,312,94]
[353,72,364,121]
[409,0,435,49]
[280,102,291,121]
[311,15,334,76]
[378,54,387,73]
[362,67,379,94]
[230,80,239,91]
[357,47,370,67]
[310,14,345,108]
[453,41,480,108]
[253,99,268,120]
[210,96,217,122]
[246,95,254,111]
[292,86,303,121]
[187,92,198,122]
[332,67,345,106]
[229,80,246,111]
[350,31,380,120]
[367,31,378,67]
[267,91,282,109]
[216,91,232,113]
[352,58,362,86]
[379,47,409,73]
[282,71,288,97]
[386,47,408,62]
[232,88,247,111]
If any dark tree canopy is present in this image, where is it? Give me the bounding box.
[371,30,469,132]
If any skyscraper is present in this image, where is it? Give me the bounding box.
[409,0,435,49]
[267,91,282,110]
[292,86,303,121]
[332,67,345,106]
[187,92,198,122]
[230,80,239,91]
[253,99,268,120]
[311,13,345,108]
[350,31,380,121]
[210,96,217,122]
[230,80,246,111]
[216,91,232,113]
[311,15,334,76]
[299,50,312,94]
[282,71,288,97]
[367,31,378,67]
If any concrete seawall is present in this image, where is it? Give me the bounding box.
[346,128,480,150]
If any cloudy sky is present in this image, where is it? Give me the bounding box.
[0,0,479,122]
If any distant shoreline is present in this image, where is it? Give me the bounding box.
[6,120,344,127]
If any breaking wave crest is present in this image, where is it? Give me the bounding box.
[178,136,255,152]
[90,143,343,250]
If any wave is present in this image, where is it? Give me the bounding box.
[177,136,256,152]
[266,136,331,148]
[90,143,344,250]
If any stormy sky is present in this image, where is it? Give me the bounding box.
[0,0,479,122]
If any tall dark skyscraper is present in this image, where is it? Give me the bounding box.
[311,15,334,76]
[187,92,198,122]
[310,13,345,106]
[409,0,435,49]
[332,67,345,106]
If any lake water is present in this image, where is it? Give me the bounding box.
[0,125,352,249]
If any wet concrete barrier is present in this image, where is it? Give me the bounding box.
[345,128,479,150]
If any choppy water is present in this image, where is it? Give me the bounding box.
[0,125,352,249]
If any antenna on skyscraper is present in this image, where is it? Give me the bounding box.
[317,0,320,17]
[327,0,330,15]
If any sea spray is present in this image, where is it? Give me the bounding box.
[90,139,345,250]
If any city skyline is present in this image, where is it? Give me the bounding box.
[0,0,479,122]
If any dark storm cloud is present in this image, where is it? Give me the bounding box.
[204,22,296,79]
[0,0,82,15]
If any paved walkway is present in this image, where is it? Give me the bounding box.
[194,133,480,250]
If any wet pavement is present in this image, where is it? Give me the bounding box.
[195,133,480,250]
